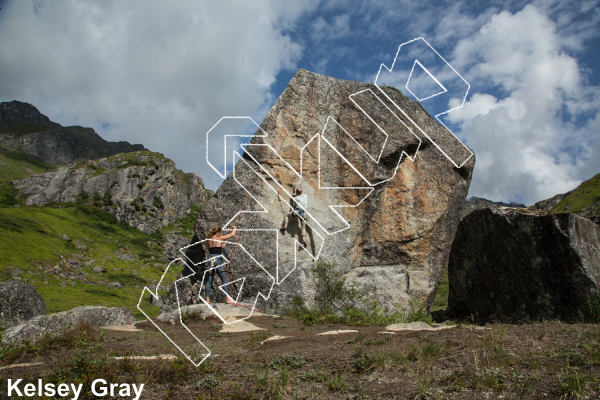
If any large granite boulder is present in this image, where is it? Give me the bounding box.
[2,306,136,345]
[190,69,474,314]
[446,208,600,322]
[0,281,46,329]
[11,151,209,233]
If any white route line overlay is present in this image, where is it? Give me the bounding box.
[178,238,276,324]
[137,258,211,367]
[374,36,472,168]
[406,59,448,102]
[142,38,470,365]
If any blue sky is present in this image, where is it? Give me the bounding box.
[0,0,598,205]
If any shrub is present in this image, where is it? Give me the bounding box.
[282,262,432,326]
[311,262,363,313]
[150,231,164,242]
[153,196,164,208]
[579,282,600,323]
[93,193,102,201]
[74,204,118,224]
[0,183,22,207]
[131,237,150,249]
[76,192,90,201]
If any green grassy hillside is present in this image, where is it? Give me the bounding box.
[0,147,56,182]
[0,186,181,320]
[550,172,600,216]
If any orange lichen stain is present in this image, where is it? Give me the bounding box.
[341,201,358,221]
[279,145,301,173]
[367,162,423,242]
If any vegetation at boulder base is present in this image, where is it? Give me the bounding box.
[580,283,600,324]
[283,262,433,326]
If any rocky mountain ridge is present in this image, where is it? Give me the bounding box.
[0,100,145,166]
[462,196,526,218]
[11,150,210,233]
[464,171,600,226]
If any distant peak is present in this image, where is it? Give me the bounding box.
[0,100,53,126]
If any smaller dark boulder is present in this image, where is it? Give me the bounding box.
[0,280,46,328]
[446,208,600,323]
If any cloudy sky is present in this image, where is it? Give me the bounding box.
[0,0,598,205]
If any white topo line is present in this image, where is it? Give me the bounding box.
[141,37,470,366]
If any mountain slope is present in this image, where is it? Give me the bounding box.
[530,172,600,224]
[0,201,181,319]
[0,100,145,180]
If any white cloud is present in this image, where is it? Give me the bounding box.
[1,0,598,204]
[0,0,319,190]
[310,14,351,43]
[446,4,600,204]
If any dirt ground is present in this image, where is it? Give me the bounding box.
[1,313,600,399]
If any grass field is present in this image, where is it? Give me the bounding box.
[551,172,600,215]
[0,147,56,182]
[0,199,179,319]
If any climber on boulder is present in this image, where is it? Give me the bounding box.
[280,187,308,248]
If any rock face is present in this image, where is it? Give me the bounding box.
[2,306,136,345]
[162,232,193,262]
[11,151,209,233]
[446,208,600,322]
[0,101,145,165]
[530,193,570,212]
[190,69,474,313]
[0,281,46,328]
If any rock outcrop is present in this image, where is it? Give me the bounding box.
[188,69,474,312]
[162,232,193,262]
[2,306,136,345]
[446,208,600,322]
[0,101,145,165]
[11,151,209,233]
[530,192,571,212]
[0,281,46,328]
